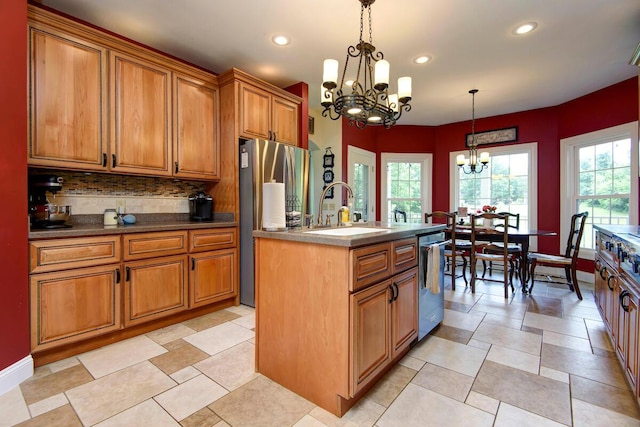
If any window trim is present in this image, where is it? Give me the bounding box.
[560,121,639,261]
[449,142,539,246]
[380,153,432,223]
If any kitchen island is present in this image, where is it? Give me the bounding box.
[254,223,444,416]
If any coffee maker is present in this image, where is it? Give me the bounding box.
[188,192,214,221]
[29,175,72,229]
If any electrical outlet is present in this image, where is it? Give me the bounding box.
[116,199,126,214]
[329,203,335,210]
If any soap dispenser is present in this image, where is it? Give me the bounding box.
[341,203,351,225]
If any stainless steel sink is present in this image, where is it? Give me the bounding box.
[303,227,389,236]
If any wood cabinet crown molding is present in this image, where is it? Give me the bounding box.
[216,67,302,104]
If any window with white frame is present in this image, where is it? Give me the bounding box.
[450,142,538,232]
[381,153,432,223]
[561,122,638,257]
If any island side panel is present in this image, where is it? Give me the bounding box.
[255,237,351,412]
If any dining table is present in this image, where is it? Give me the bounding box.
[446,225,557,292]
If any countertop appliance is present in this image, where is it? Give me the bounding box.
[239,139,310,306]
[189,192,214,222]
[28,174,72,229]
[417,230,446,340]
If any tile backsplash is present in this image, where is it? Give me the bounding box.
[31,170,208,215]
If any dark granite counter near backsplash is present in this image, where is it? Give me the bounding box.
[29,213,236,240]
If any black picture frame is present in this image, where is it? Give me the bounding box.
[323,152,335,168]
[323,169,334,184]
[323,186,334,199]
[466,126,518,147]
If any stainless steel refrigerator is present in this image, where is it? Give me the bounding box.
[239,139,310,307]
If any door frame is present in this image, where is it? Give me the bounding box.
[347,145,376,222]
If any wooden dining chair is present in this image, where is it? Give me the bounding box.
[482,212,522,280]
[470,212,514,298]
[425,211,467,290]
[528,211,588,300]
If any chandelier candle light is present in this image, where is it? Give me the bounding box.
[321,0,412,128]
[457,89,490,174]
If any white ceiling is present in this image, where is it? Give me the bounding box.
[38,0,640,126]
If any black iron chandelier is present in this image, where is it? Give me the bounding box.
[321,0,412,129]
[457,89,490,174]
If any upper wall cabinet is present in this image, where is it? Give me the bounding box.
[239,81,300,146]
[27,6,220,181]
[28,24,109,171]
[110,51,172,176]
[173,74,220,180]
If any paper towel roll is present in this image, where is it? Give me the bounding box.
[262,182,286,230]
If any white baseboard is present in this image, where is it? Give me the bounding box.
[0,355,33,397]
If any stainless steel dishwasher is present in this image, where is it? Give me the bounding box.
[417,231,446,340]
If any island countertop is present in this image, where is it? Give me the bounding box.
[253,222,446,248]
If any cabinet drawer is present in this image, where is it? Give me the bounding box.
[350,242,391,292]
[189,228,237,253]
[391,237,418,274]
[30,236,121,273]
[123,231,188,260]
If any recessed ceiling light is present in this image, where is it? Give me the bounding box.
[272,35,290,46]
[514,22,537,35]
[344,79,355,87]
[414,55,431,64]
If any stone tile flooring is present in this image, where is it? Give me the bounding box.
[1,275,640,426]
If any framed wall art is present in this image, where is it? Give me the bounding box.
[466,126,518,147]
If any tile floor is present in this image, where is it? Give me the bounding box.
[2,274,640,426]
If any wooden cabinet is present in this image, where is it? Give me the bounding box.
[110,51,172,176]
[123,255,188,326]
[615,277,638,390]
[239,82,299,145]
[28,23,108,171]
[29,236,120,274]
[595,255,616,334]
[30,264,121,351]
[391,267,419,358]
[28,6,221,181]
[189,248,237,308]
[173,73,220,180]
[350,280,392,395]
[255,234,419,416]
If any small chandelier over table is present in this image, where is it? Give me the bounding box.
[321,0,412,129]
[457,89,490,174]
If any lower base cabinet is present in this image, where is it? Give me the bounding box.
[124,254,188,326]
[614,279,639,391]
[189,248,237,308]
[30,264,121,351]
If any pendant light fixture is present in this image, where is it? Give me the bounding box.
[321,0,412,129]
[457,89,490,174]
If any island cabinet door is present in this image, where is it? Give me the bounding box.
[189,248,237,308]
[391,267,418,359]
[30,264,121,351]
[123,255,188,326]
[349,279,392,397]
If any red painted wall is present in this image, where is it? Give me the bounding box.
[0,1,30,371]
[341,77,638,262]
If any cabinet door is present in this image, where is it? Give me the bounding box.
[271,96,299,146]
[391,267,418,358]
[350,280,392,396]
[123,255,187,326]
[174,74,220,180]
[30,264,121,351]
[239,83,271,140]
[111,51,172,176]
[189,248,237,308]
[616,282,638,387]
[28,25,108,170]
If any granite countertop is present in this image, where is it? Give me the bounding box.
[253,222,446,248]
[594,224,640,237]
[29,213,236,240]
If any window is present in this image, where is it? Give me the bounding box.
[450,142,538,236]
[561,122,638,257]
[348,146,376,222]
[381,153,432,223]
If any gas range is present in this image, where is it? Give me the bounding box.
[596,226,640,284]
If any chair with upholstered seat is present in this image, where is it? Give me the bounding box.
[425,211,467,289]
[470,212,514,298]
[528,211,588,300]
[482,212,522,280]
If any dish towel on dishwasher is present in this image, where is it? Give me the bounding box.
[425,243,441,294]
